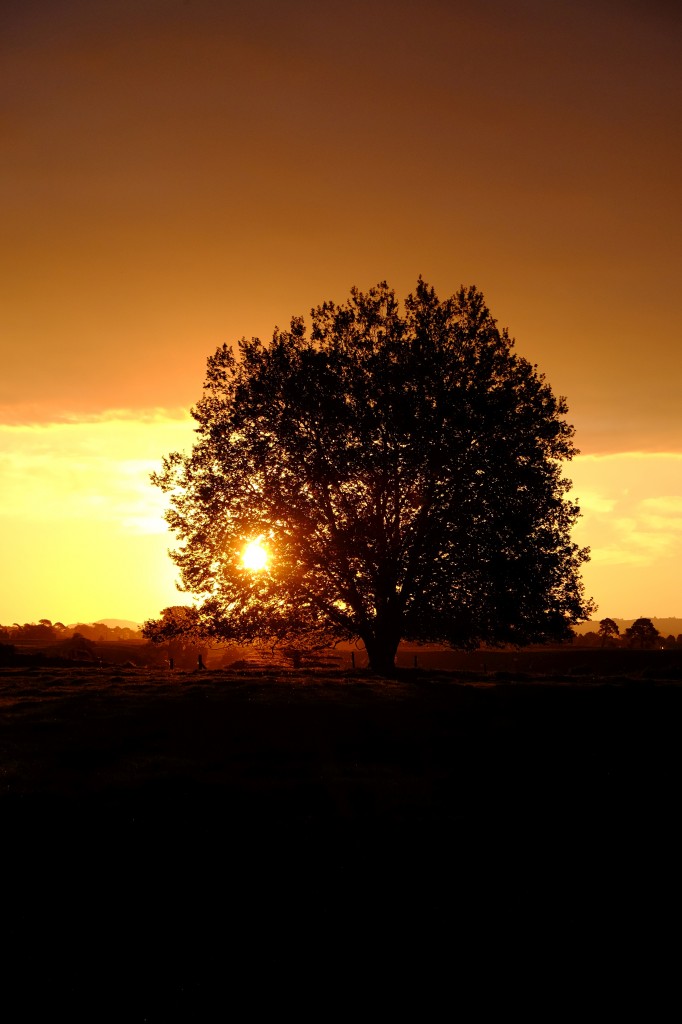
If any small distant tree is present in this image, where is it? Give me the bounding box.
[147,280,594,673]
[597,617,620,647]
[64,633,97,660]
[624,617,661,650]
[143,605,201,643]
[143,606,208,668]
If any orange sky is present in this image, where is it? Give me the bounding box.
[1,0,681,624]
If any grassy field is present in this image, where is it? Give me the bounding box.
[2,662,680,1016]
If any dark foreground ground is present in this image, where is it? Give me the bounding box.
[1,664,680,1017]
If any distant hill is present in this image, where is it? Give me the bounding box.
[62,619,141,630]
[94,618,141,629]
[574,618,682,637]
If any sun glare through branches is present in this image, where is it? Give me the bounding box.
[241,538,269,572]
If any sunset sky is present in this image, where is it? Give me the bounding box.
[2,0,681,625]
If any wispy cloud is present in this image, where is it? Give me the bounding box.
[570,452,682,617]
[0,409,195,533]
[0,409,196,623]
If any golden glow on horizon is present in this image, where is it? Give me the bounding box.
[241,538,269,572]
[1,413,682,623]
[0,411,196,625]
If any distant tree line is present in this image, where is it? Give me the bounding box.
[572,617,679,650]
[2,616,679,669]
[0,620,142,644]
[0,616,213,670]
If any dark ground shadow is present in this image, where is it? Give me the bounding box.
[1,669,680,1017]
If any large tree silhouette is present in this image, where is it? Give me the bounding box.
[147,280,593,673]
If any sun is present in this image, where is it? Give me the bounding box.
[241,538,269,572]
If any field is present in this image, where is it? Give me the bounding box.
[2,659,681,1016]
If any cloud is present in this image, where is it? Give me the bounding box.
[0,409,198,624]
[0,408,195,534]
[573,491,616,515]
[637,496,682,533]
[0,403,193,428]
[569,452,682,616]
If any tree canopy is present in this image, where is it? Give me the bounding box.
[598,617,620,646]
[624,617,661,649]
[146,280,594,672]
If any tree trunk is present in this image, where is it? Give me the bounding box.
[364,632,400,675]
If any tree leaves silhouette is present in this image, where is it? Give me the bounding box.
[146,280,594,673]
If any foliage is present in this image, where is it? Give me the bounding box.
[598,617,620,646]
[148,280,594,672]
[1,621,141,643]
[624,617,661,649]
[141,606,208,668]
[142,606,202,644]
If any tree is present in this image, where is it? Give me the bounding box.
[15,620,56,643]
[624,617,661,650]
[598,617,620,647]
[142,606,209,668]
[146,280,594,673]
